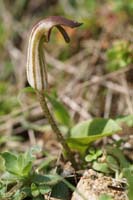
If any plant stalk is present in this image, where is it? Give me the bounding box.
[36,90,77,169]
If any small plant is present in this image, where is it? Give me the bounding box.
[85,148,102,162]
[0,146,62,199]
[26,16,124,167]
[106,40,133,72]
[26,16,82,168]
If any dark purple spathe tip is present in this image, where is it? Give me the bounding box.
[46,16,82,43]
[44,16,83,28]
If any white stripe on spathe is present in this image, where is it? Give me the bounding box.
[26,16,82,91]
[26,21,52,91]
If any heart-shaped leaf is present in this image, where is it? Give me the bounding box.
[67,118,122,153]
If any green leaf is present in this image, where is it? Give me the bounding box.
[115,115,133,127]
[46,93,72,127]
[31,183,39,197]
[51,182,70,200]
[20,146,41,176]
[1,146,40,177]
[39,185,51,195]
[99,194,113,200]
[85,154,97,162]
[22,162,32,176]
[70,118,121,137]
[32,174,61,185]
[31,184,51,198]
[1,172,19,183]
[93,161,111,174]
[23,146,39,164]
[1,152,20,175]
[106,155,119,172]
[106,146,130,169]
[85,149,102,162]
[67,118,121,153]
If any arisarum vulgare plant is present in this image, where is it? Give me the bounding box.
[26,16,82,168]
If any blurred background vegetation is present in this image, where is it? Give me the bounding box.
[0,0,133,150]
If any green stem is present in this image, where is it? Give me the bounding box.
[36,90,77,169]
